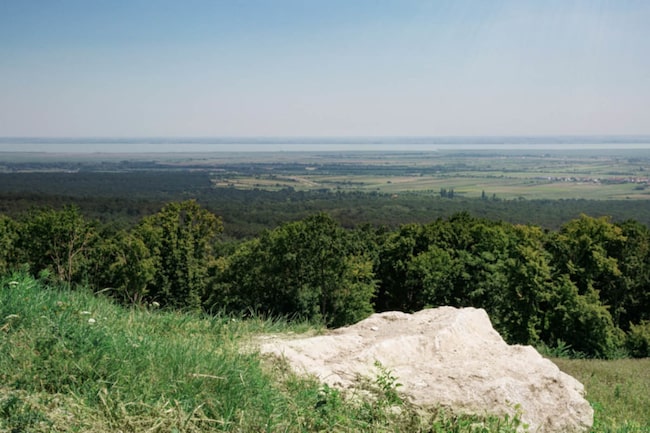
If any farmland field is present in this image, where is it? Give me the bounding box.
[2,147,650,236]
[2,147,650,200]
[200,149,650,200]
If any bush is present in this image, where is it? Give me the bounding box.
[626,321,650,358]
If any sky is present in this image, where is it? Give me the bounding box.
[0,0,649,138]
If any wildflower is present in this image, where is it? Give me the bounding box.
[151,301,160,308]
[88,318,96,324]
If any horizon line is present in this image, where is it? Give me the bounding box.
[2,134,650,142]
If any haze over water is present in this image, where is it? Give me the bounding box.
[1,136,650,153]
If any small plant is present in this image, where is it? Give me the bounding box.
[313,384,346,430]
[373,360,403,406]
[537,339,586,359]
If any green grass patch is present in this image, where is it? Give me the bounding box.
[553,358,650,432]
[1,273,528,432]
[2,272,647,432]
[0,273,305,431]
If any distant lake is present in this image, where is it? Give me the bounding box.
[1,136,649,153]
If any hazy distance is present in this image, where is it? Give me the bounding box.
[1,1,649,139]
[1,136,649,153]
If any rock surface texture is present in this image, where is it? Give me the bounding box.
[259,307,593,433]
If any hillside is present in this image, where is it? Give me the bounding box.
[1,273,648,432]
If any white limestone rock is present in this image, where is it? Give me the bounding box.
[259,307,593,433]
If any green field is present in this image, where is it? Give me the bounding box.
[3,148,650,201]
[214,172,650,200]
[554,358,650,431]
[202,150,650,200]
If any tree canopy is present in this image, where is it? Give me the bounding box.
[2,202,650,358]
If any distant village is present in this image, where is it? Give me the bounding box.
[536,176,649,185]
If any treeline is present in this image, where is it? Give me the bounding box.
[4,172,650,238]
[1,200,649,358]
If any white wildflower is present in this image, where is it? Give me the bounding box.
[151,301,160,308]
[88,318,96,324]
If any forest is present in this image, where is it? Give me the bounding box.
[1,200,649,359]
[2,168,650,239]
[2,149,650,360]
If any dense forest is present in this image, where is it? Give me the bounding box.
[3,171,650,239]
[1,200,649,359]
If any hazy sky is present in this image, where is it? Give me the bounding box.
[1,0,649,138]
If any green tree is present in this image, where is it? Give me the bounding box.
[138,200,223,309]
[0,214,19,275]
[376,215,514,315]
[329,253,376,326]
[91,229,158,304]
[497,225,555,345]
[210,237,266,313]
[375,223,429,312]
[504,217,627,356]
[626,321,650,358]
[409,245,465,308]
[375,214,484,313]
[550,215,626,299]
[542,275,623,358]
[18,206,97,285]
[462,221,511,312]
[216,213,375,326]
[615,220,650,328]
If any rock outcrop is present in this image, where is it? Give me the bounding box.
[259,307,593,433]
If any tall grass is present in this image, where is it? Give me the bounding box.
[553,358,650,433]
[1,273,300,431]
[2,272,641,432]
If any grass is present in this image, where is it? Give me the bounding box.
[1,272,648,432]
[553,358,650,432]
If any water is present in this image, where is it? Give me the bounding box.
[1,136,649,153]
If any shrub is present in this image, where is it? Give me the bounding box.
[626,321,650,358]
